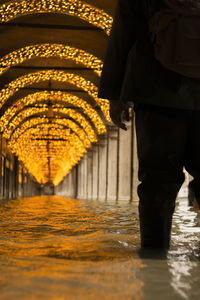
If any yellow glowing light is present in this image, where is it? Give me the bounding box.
[12,135,86,185]
[0,0,112,35]
[8,116,91,185]
[0,44,103,76]
[0,0,113,185]
[6,107,97,143]
[10,123,87,185]
[10,120,91,148]
[0,70,110,121]
[0,91,106,135]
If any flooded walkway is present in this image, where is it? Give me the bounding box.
[0,196,200,300]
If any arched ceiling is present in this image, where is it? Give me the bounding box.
[0,0,116,186]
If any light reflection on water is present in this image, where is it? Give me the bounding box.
[0,196,200,299]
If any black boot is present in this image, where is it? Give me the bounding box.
[138,182,177,249]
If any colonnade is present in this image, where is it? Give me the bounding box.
[0,135,40,200]
[55,119,139,202]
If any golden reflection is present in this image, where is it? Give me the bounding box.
[0,196,144,300]
[0,0,112,35]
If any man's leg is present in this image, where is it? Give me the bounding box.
[135,106,187,248]
[188,180,195,207]
[185,111,200,209]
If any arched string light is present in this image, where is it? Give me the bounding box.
[0,44,103,76]
[0,0,113,35]
[10,118,92,148]
[0,0,112,185]
[13,133,86,185]
[0,70,110,121]
[6,107,97,142]
[0,91,106,135]
[9,121,87,185]
[8,117,92,184]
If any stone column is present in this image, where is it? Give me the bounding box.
[87,150,93,200]
[92,145,98,201]
[68,168,77,198]
[82,154,88,199]
[98,135,108,201]
[107,125,119,201]
[73,166,78,198]
[132,118,139,202]
[67,172,72,197]
[77,159,83,199]
[118,123,132,201]
[64,174,70,197]
[13,156,19,199]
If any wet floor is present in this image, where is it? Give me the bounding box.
[0,196,200,300]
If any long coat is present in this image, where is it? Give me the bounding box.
[98,0,200,110]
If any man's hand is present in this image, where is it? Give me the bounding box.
[109,100,131,131]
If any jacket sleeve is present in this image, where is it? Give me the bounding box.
[98,0,143,101]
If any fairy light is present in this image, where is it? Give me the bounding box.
[14,141,86,185]
[8,117,93,184]
[10,129,87,185]
[10,117,92,148]
[0,0,113,185]
[0,91,106,135]
[10,121,91,148]
[0,70,110,121]
[6,107,97,142]
[0,44,103,76]
[0,0,113,35]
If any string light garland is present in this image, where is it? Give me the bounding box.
[0,70,110,121]
[0,0,113,185]
[10,118,92,148]
[0,0,113,35]
[6,107,97,142]
[11,133,86,185]
[0,91,106,135]
[8,116,92,184]
[0,44,103,76]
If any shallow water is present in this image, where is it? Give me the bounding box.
[0,196,200,300]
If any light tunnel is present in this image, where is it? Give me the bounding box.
[0,1,112,186]
[9,119,88,185]
[7,109,97,185]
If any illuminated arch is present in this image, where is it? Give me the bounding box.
[9,119,92,148]
[16,124,86,147]
[0,44,103,76]
[10,117,91,144]
[0,91,106,135]
[0,70,110,121]
[6,107,97,142]
[11,131,86,185]
[0,0,112,35]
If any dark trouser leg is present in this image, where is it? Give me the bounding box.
[188,180,195,206]
[135,107,187,249]
[185,111,200,209]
